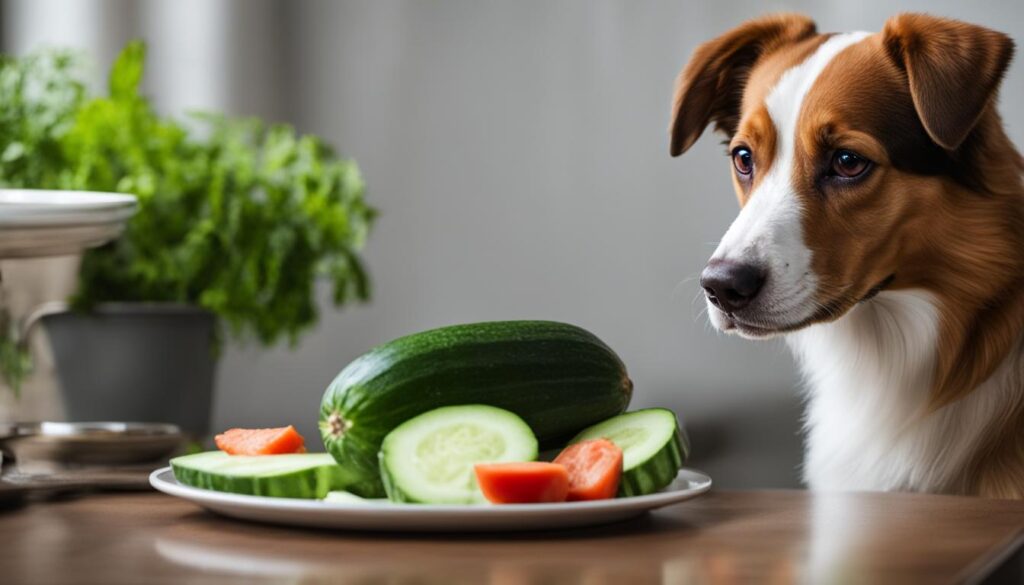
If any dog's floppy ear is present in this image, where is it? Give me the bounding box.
[883,13,1015,151]
[669,14,816,157]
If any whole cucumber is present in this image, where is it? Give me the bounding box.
[319,320,633,497]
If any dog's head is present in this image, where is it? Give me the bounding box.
[672,14,1015,339]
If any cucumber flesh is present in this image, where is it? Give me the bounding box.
[323,490,387,504]
[171,451,354,499]
[570,408,688,497]
[380,404,538,504]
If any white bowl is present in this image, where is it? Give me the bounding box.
[0,189,137,258]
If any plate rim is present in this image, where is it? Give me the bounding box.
[149,466,712,515]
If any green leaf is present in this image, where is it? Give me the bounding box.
[109,40,145,100]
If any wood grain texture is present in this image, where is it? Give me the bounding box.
[0,490,1021,584]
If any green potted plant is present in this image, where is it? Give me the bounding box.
[0,43,375,435]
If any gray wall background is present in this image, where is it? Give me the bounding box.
[3,0,1022,488]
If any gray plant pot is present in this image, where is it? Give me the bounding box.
[40,304,217,437]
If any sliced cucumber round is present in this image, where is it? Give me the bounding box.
[379,404,538,504]
[171,451,354,499]
[570,408,688,497]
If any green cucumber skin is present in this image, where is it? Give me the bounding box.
[170,453,352,499]
[617,427,687,497]
[319,320,633,497]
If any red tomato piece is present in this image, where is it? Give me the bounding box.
[214,425,307,455]
[474,462,570,504]
[553,438,623,501]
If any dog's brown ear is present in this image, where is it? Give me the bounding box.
[670,14,816,157]
[883,13,1015,151]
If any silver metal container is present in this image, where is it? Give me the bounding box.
[0,421,183,469]
[0,421,182,497]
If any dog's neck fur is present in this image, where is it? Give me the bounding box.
[788,291,1024,496]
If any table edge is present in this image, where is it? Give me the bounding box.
[957,529,1024,585]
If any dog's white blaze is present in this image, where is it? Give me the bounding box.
[709,32,870,324]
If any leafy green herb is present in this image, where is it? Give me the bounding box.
[0,41,375,390]
[0,48,85,188]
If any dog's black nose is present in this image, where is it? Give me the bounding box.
[700,260,766,314]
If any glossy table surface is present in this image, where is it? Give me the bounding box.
[1,489,1022,584]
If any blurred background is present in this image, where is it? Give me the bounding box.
[1,0,1021,488]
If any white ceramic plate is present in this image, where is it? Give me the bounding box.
[150,466,712,532]
[0,189,137,258]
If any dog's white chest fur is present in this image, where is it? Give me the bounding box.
[787,290,1021,493]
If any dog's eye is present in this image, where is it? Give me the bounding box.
[830,150,870,178]
[732,147,753,176]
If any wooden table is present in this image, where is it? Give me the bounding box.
[0,490,1021,584]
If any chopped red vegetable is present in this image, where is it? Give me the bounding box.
[215,426,307,455]
[553,438,623,501]
[474,462,569,504]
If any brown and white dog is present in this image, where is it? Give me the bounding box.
[672,14,1024,498]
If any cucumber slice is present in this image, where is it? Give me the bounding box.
[570,408,688,497]
[379,404,538,504]
[323,490,387,504]
[171,451,355,499]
